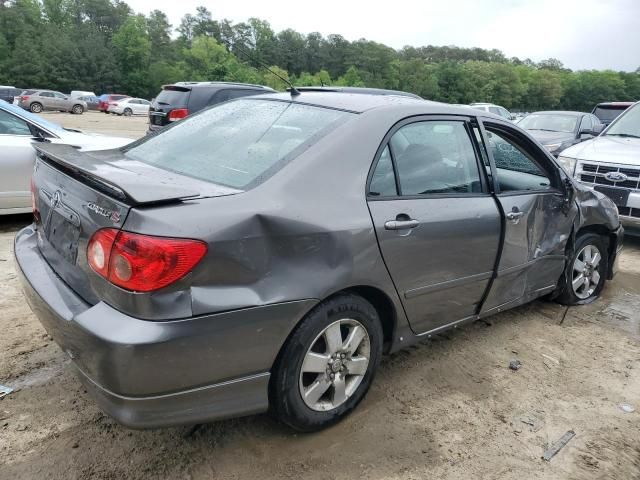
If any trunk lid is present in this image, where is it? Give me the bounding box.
[32,143,239,303]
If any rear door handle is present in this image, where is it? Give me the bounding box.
[384,219,420,230]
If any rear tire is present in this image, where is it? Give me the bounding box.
[30,102,43,113]
[270,294,383,432]
[555,233,608,305]
[123,108,133,117]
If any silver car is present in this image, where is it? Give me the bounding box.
[18,89,87,114]
[0,100,133,214]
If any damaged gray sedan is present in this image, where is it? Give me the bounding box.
[15,92,623,431]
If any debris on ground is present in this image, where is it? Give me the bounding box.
[543,430,576,462]
[509,359,522,371]
[515,414,544,433]
[0,384,13,399]
[619,403,636,413]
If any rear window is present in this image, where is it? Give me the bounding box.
[593,105,630,123]
[155,88,190,108]
[124,99,353,188]
[21,90,36,95]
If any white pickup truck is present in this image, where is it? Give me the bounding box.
[559,101,640,235]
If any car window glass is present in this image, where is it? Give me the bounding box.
[369,146,397,197]
[0,109,31,135]
[500,108,510,119]
[486,128,552,192]
[125,99,352,189]
[40,92,53,98]
[390,120,481,195]
[489,107,500,115]
[53,92,65,98]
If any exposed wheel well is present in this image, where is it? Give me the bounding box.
[576,224,618,279]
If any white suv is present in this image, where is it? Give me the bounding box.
[470,103,515,121]
[558,101,640,235]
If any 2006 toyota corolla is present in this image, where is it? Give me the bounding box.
[15,92,623,431]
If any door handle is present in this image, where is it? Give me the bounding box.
[384,219,420,230]
[506,210,525,223]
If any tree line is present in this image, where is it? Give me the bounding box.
[1,0,638,112]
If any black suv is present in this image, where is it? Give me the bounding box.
[591,102,635,126]
[148,82,275,133]
[0,86,23,104]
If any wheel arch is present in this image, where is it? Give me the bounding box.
[576,224,620,280]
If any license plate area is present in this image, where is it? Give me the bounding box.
[46,207,81,264]
[594,185,630,207]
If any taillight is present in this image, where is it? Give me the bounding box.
[87,229,207,292]
[21,95,29,102]
[30,177,40,221]
[168,108,189,122]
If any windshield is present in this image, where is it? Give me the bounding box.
[519,114,578,133]
[593,105,629,123]
[124,99,353,188]
[0,99,64,133]
[605,103,640,138]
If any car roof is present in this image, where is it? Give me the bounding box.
[251,91,498,118]
[529,111,586,116]
[288,86,422,99]
[165,82,275,91]
[594,102,635,107]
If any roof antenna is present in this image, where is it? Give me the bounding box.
[222,40,300,96]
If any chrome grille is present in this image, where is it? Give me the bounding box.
[577,162,640,192]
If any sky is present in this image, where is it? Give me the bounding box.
[126,0,640,71]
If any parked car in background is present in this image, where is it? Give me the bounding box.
[559,101,640,235]
[70,90,97,99]
[18,90,87,114]
[592,102,634,126]
[470,102,515,121]
[0,99,132,215]
[518,111,604,156]
[17,92,622,432]
[78,95,100,111]
[98,94,129,113]
[148,82,275,133]
[108,97,151,116]
[0,86,22,104]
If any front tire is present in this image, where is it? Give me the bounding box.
[271,294,383,432]
[555,233,608,305]
[71,104,84,114]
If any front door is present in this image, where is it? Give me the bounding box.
[0,108,36,210]
[367,117,501,334]
[479,121,574,314]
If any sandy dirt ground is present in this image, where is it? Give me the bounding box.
[1,114,639,479]
[39,110,149,139]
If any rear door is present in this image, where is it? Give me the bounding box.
[38,91,55,110]
[367,116,501,334]
[478,120,573,314]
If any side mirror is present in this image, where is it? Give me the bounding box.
[591,124,605,135]
[510,114,517,120]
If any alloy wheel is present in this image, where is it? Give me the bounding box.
[299,318,370,412]
[572,244,602,299]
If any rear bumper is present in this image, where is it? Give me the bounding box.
[15,226,316,428]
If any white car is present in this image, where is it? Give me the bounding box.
[558,101,640,235]
[107,97,151,116]
[470,103,516,121]
[0,100,133,215]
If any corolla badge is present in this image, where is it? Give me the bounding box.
[604,172,628,183]
[87,202,121,223]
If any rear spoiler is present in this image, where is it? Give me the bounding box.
[34,143,200,206]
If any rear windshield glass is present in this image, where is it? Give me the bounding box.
[155,88,190,107]
[124,99,353,188]
[593,105,629,123]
